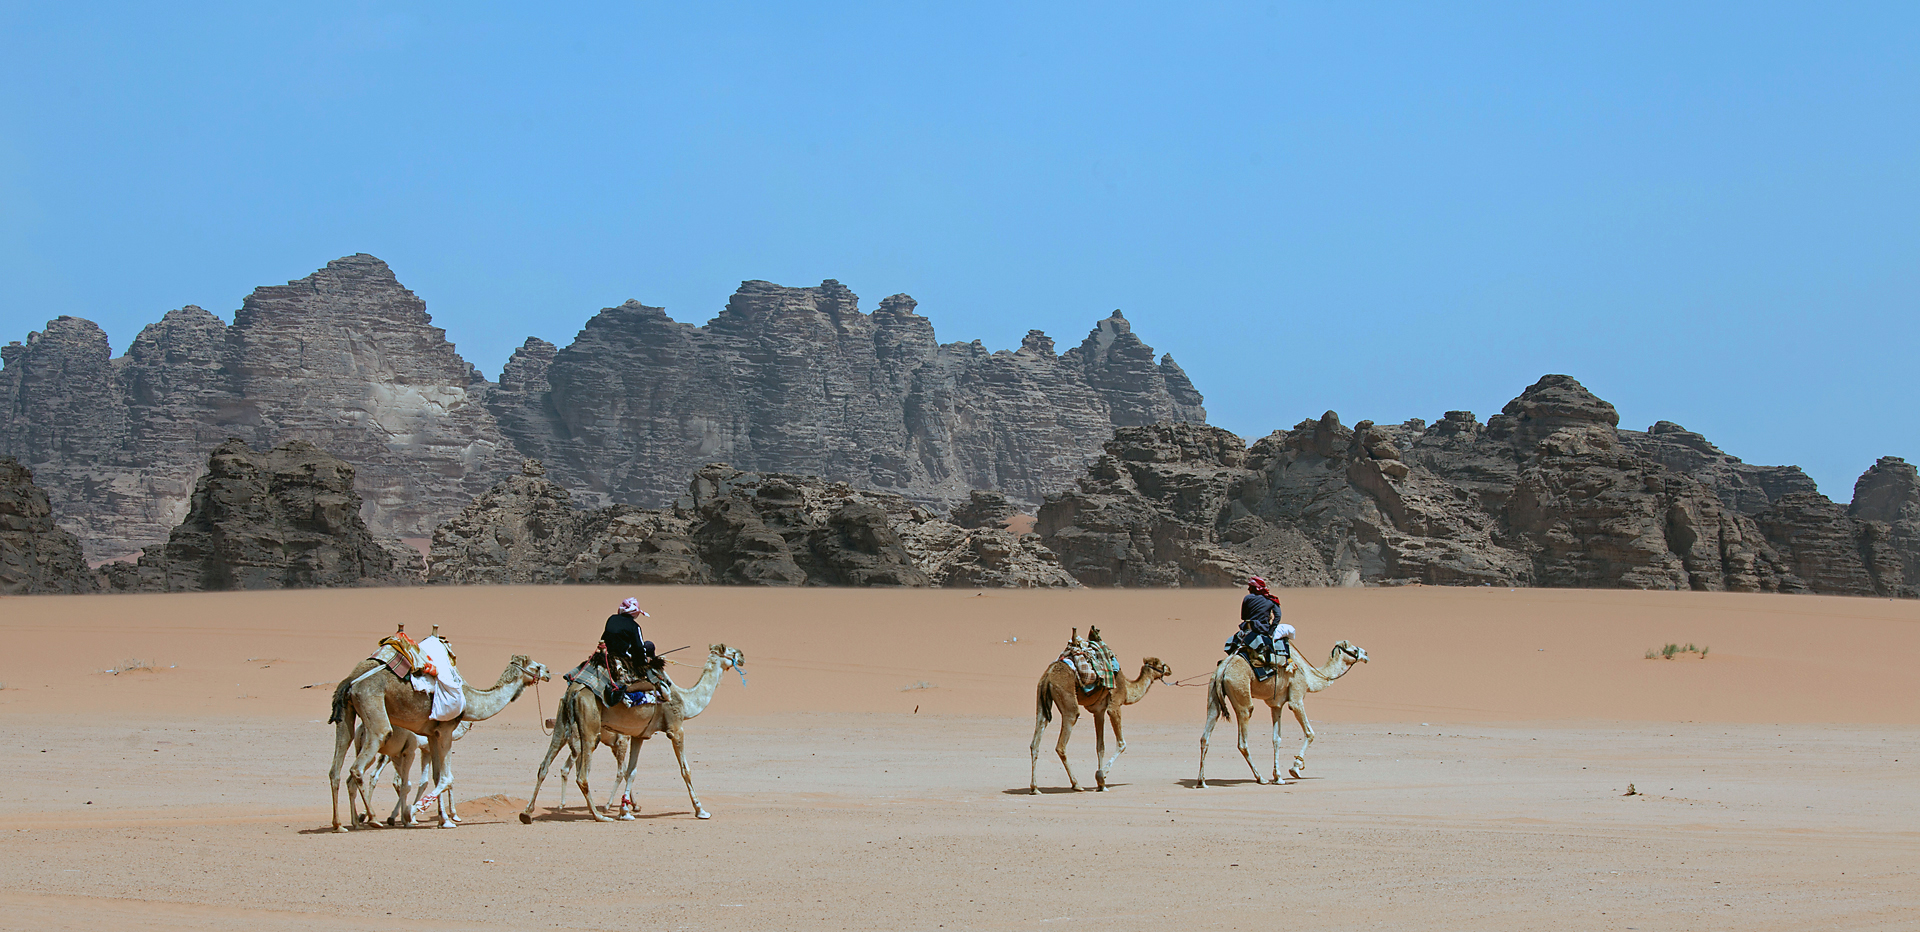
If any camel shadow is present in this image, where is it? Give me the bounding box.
[524,805,694,822]
[1174,778,1288,788]
[1001,784,1131,795]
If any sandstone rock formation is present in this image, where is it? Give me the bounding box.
[0,457,97,594]
[1038,375,1916,596]
[484,283,1205,512]
[0,256,514,563]
[3,260,1201,565]
[427,461,1078,589]
[102,440,423,592]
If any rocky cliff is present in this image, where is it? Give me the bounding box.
[0,457,97,594]
[483,282,1204,511]
[0,256,513,562]
[1037,375,1919,596]
[2,259,1201,564]
[102,439,422,592]
[428,460,1077,589]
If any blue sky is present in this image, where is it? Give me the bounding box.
[3,2,1915,498]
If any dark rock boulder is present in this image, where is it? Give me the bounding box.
[104,439,422,591]
[427,459,595,585]
[0,457,98,594]
[1850,456,1920,595]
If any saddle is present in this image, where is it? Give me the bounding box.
[1224,630,1289,681]
[1058,626,1119,693]
[565,645,667,707]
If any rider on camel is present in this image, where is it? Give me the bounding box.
[601,597,670,704]
[1234,575,1295,668]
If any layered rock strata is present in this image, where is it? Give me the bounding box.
[1038,375,1917,596]
[428,461,1078,589]
[102,440,423,592]
[484,283,1204,511]
[3,260,1201,564]
[0,457,98,594]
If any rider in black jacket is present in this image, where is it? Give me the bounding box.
[1234,576,1291,666]
[602,597,667,701]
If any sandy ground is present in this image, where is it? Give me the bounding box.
[1,585,1916,930]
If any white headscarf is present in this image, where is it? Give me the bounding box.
[619,597,649,617]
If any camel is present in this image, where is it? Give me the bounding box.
[1028,649,1172,794]
[521,644,745,823]
[1197,639,1369,788]
[353,720,471,826]
[327,653,549,831]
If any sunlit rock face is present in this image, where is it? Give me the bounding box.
[2,261,1201,566]
[486,282,1205,515]
[1038,375,1917,597]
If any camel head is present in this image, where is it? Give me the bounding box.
[510,655,551,683]
[1141,657,1173,681]
[709,643,746,672]
[1331,641,1368,664]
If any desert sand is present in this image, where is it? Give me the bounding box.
[2,584,1916,931]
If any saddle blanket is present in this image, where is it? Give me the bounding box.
[565,661,664,707]
[1059,641,1119,692]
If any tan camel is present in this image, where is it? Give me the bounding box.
[327,653,549,831]
[521,644,745,823]
[1197,640,1368,787]
[1028,651,1172,793]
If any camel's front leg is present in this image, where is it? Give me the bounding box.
[1092,708,1110,791]
[413,729,457,828]
[1286,699,1315,779]
[665,727,709,819]
[1268,703,1285,784]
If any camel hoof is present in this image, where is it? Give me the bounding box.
[695,810,711,820]
[618,813,636,821]
[1288,767,1304,779]
[518,812,532,824]
[332,825,348,833]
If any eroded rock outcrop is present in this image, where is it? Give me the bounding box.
[1039,375,1915,596]
[0,457,97,594]
[102,440,422,591]
[4,260,1201,566]
[485,283,1204,512]
[427,461,1077,588]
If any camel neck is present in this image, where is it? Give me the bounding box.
[676,656,729,718]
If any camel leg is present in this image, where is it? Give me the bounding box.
[1055,701,1084,791]
[665,726,709,819]
[520,712,575,823]
[348,704,396,829]
[1198,677,1226,788]
[1092,708,1109,791]
[413,726,457,828]
[1233,695,1262,784]
[1268,703,1285,784]
[613,736,640,820]
[1287,700,1315,779]
[1029,687,1051,795]
[568,703,611,823]
[329,707,359,832]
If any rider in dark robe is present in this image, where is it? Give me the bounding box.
[601,597,668,702]
[1233,576,1291,666]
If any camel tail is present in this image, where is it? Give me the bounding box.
[1036,678,1055,726]
[327,677,352,725]
[1206,662,1230,720]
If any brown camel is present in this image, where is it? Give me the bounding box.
[327,653,549,831]
[521,644,745,823]
[1028,652,1172,793]
[1197,639,1368,787]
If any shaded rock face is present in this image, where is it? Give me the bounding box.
[486,284,1204,512]
[0,457,97,594]
[427,462,1077,589]
[0,257,514,562]
[4,261,1200,566]
[103,440,422,592]
[1039,375,1916,596]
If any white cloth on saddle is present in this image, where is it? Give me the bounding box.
[409,635,466,722]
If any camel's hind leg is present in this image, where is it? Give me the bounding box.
[611,735,639,819]
[329,708,358,832]
[521,694,580,824]
[1232,693,1262,784]
[1054,700,1085,791]
[1029,682,1052,795]
[665,727,710,819]
[1198,668,1231,788]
